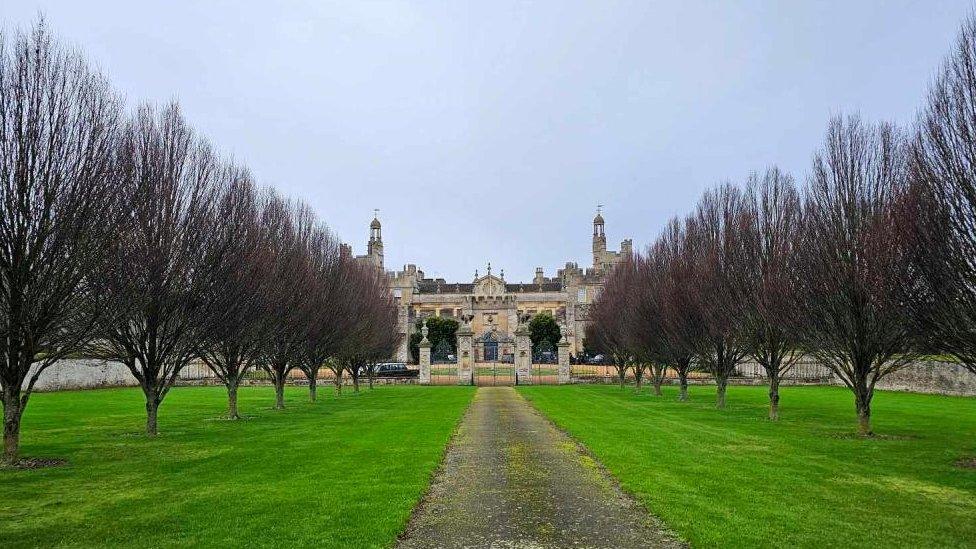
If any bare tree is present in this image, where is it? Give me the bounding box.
[94,103,222,436]
[615,256,657,395]
[0,20,123,462]
[588,260,636,389]
[255,192,309,410]
[800,115,919,436]
[909,14,976,377]
[294,220,344,403]
[362,290,400,389]
[626,257,667,397]
[685,184,751,408]
[334,259,395,394]
[326,357,345,396]
[651,219,700,401]
[195,166,266,419]
[741,168,805,419]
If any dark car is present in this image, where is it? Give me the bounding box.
[373,363,419,378]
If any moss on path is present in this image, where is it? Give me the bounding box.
[397,387,682,548]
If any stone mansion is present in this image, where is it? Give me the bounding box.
[347,210,632,362]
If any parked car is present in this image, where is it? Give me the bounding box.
[372,363,419,378]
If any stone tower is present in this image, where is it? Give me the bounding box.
[367,215,384,269]
[592,208,606,271]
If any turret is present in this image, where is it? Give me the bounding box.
[367,214,384,269]
[592,207,606,270]
[621,238,633,257]
[534,267,545,285]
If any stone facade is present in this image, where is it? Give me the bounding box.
[352,209,631,362]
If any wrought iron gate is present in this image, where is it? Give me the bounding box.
[482,332,498,361]
[431,338,458,384]
[474,362,515,386]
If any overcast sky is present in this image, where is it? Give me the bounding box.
[2,1,973,281]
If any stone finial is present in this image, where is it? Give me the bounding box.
[420,322,430,344]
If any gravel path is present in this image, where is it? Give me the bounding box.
[397,387,683,549]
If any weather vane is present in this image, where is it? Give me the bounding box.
[597,204,603,215]
[373,208,379,218]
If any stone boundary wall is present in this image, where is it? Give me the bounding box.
[27,357,976,396]
[736,359,975,396]
[28,359,421,392]
[739,359,976,397]
[31,359,136,391]
[868,360,976,397]
[571,359,976,397]
[29,359,216,392]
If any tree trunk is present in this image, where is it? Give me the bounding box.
[715,375,728,409]
[854,383,873,436]
[768,374,781,421]
[353,375,360,393]
[635,372,643,394]
[678,371,689,401]
[3,390,22,464]
[274,378,285,410]
[648,365,664,396]
[333,371,343,396]
[309,375,318,403]
[227,382,240,419]
[368,374,374,390]
[145,398,159,436]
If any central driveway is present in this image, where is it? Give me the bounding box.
[397,387,683,548]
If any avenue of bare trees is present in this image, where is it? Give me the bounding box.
[0,21,398,462]
[589,14,976,435]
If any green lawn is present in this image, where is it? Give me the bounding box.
[518,384,976,548]
[1,385,474,548]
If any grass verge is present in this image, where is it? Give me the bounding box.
[0,385,474,548]
[518,384,976,548]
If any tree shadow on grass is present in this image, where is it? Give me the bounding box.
[954,456,976,469]
[1,457,67,470]
[203,415,256,422]
[825,432,920,441]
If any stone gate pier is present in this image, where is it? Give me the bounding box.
[457,315,474,385]
[515,316,532,385]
